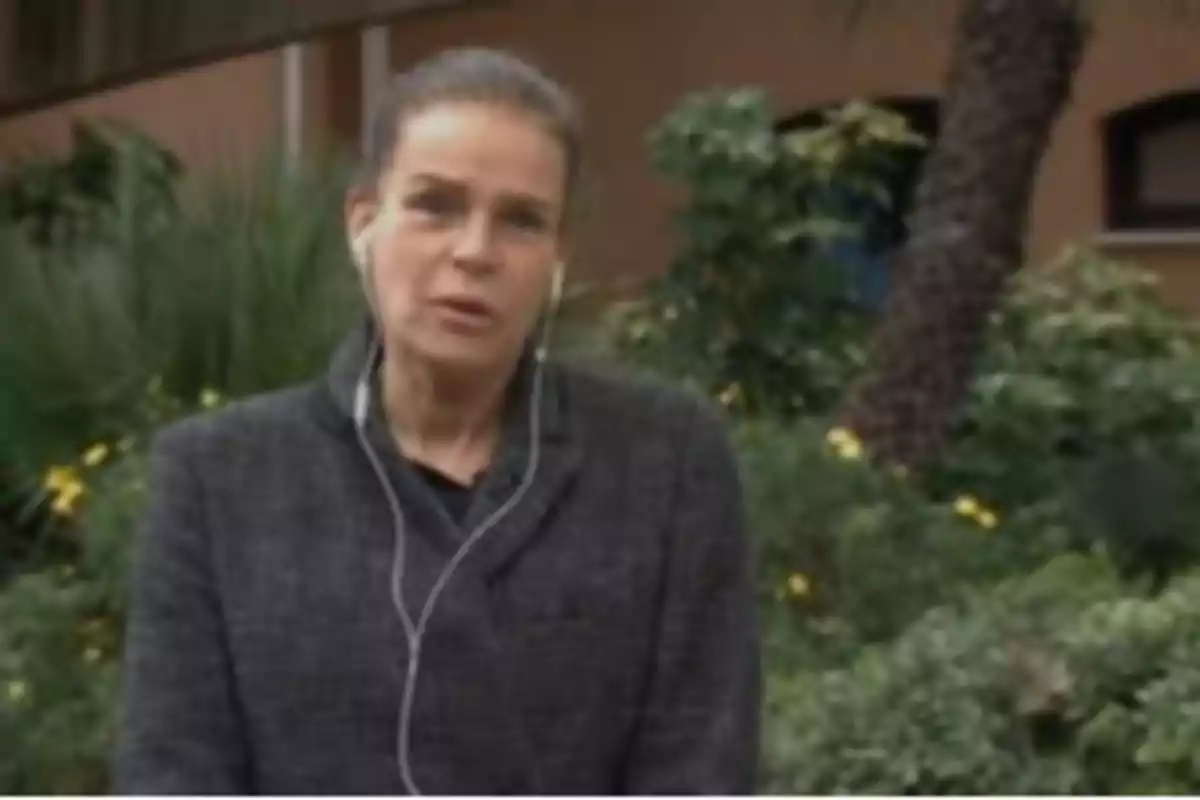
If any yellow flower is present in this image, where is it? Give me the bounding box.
[7,681,28,704]
[954,495,982,519]
[826,427,854,447]
[953,495,1000,530]
[837,438,863,461]
[81,442,109,468]
[83,647,103,664]
[199,389,222,409]
[50,480,85,517]
[717,383,743,408]
[826,427,864,461]
[43,465,76,493]
[787,573,811,597]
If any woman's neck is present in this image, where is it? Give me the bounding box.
[379,346,512,484]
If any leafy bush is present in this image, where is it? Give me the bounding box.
[932,252,1200,581]
[613,90,924,417]
[0,120,180,246]
[0,446,145,793]
[762,554,1200,794]
[1060,430,1200,586]
[932,248,1200,510]
[0,149,363,589]
[0,156,362,484]
[739,418,1064,672]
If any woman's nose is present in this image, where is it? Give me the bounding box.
[451,212,498,273]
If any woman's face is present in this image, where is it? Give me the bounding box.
[347,101,567,377]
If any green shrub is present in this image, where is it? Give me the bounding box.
[933,249,1200,511]
[762,554,1200,794]
[0,569,120,794]
[0,120,180,246]
[931,252,1200,581]
[0,448,144,793]
[613,91,924,417]
[0,150,363,582]
[1059,430,1200,585]
[0,156,361,484]
[739,418,1064,671]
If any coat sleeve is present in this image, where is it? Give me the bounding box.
[114,426,252,794]
[621,398,762,794]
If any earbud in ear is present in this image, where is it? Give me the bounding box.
[350,219,375,272]
[351,200,400,271]
[550,261,565,308]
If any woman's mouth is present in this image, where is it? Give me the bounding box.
[431,295,498,333]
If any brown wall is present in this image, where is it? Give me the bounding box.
[0,50,282,175]
[1041,6,1200,311]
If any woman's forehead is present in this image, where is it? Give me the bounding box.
[386,102,566,205]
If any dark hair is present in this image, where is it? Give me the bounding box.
[359,47,583,213]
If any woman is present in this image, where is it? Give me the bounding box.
[116,47,760,795]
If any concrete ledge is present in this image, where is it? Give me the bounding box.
[1093,229,1200,248]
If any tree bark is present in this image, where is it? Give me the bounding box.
[836,0,1089,468]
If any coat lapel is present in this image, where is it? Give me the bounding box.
[408,570,545,793]
[414,360,580,792]
[463,359,582,581]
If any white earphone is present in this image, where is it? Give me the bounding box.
[351,203,394,274]
[549,260,565,309]
[347,201,565,792]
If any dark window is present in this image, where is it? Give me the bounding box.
[1106,91,1200,230]
[778,97,940,309]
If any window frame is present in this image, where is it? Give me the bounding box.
[1105,91,1200,231]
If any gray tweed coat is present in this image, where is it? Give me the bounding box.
[115,321,761,795]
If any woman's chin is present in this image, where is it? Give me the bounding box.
[409,332,512,380]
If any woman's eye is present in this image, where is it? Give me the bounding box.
[504,207,549,232]
[405,192,459,217]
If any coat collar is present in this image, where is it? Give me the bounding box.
[323,317,582,579]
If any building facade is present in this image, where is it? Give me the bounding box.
[5,0,1200,309]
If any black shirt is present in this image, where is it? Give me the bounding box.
[410,461,475,524]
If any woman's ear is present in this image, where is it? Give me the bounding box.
[344,188,377,272]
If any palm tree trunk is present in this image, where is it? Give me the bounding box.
[836,0,1089,468]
